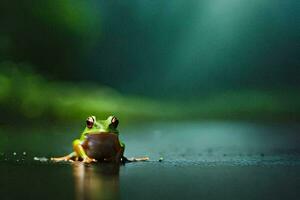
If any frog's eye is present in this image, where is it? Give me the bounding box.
[111,116,119,128]
[86,117,94,128]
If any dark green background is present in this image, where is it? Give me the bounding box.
[0,0,299,121]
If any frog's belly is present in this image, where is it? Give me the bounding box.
[83,133,122,160]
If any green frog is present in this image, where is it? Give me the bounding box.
[51,116,126,163]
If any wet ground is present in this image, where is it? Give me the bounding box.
[0,121,300,200]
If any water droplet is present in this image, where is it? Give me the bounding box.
[13,152,17,156]
[34,157,48,162]
[23,152,26,156]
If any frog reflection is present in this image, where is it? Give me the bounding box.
[73,163,120,200]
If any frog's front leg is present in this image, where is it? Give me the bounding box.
[51,152,76,162]
[119,142,128,163]
[73,139,97,163]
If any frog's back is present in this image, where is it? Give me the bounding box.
[83,132,122,161]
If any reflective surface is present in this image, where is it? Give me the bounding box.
[0,121,300,200]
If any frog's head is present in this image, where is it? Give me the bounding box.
[86,115,119,133]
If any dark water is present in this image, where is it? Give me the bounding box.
[1,121,300,200]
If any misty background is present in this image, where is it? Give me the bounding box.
[0,0,299,122]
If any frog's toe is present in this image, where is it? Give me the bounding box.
[51,157,67,162]
[82,157,97,164]
[50,157,59,162]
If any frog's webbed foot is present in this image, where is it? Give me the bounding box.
[82,156,97,164]
[121,156,130,163]
[51,155,73,162]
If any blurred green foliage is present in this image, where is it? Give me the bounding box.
[0,1,299,124]
[1,62,299,124]
[0,62,182,123]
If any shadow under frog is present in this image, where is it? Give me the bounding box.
[73,162,120,200]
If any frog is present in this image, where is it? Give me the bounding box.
[51,115,126,164]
